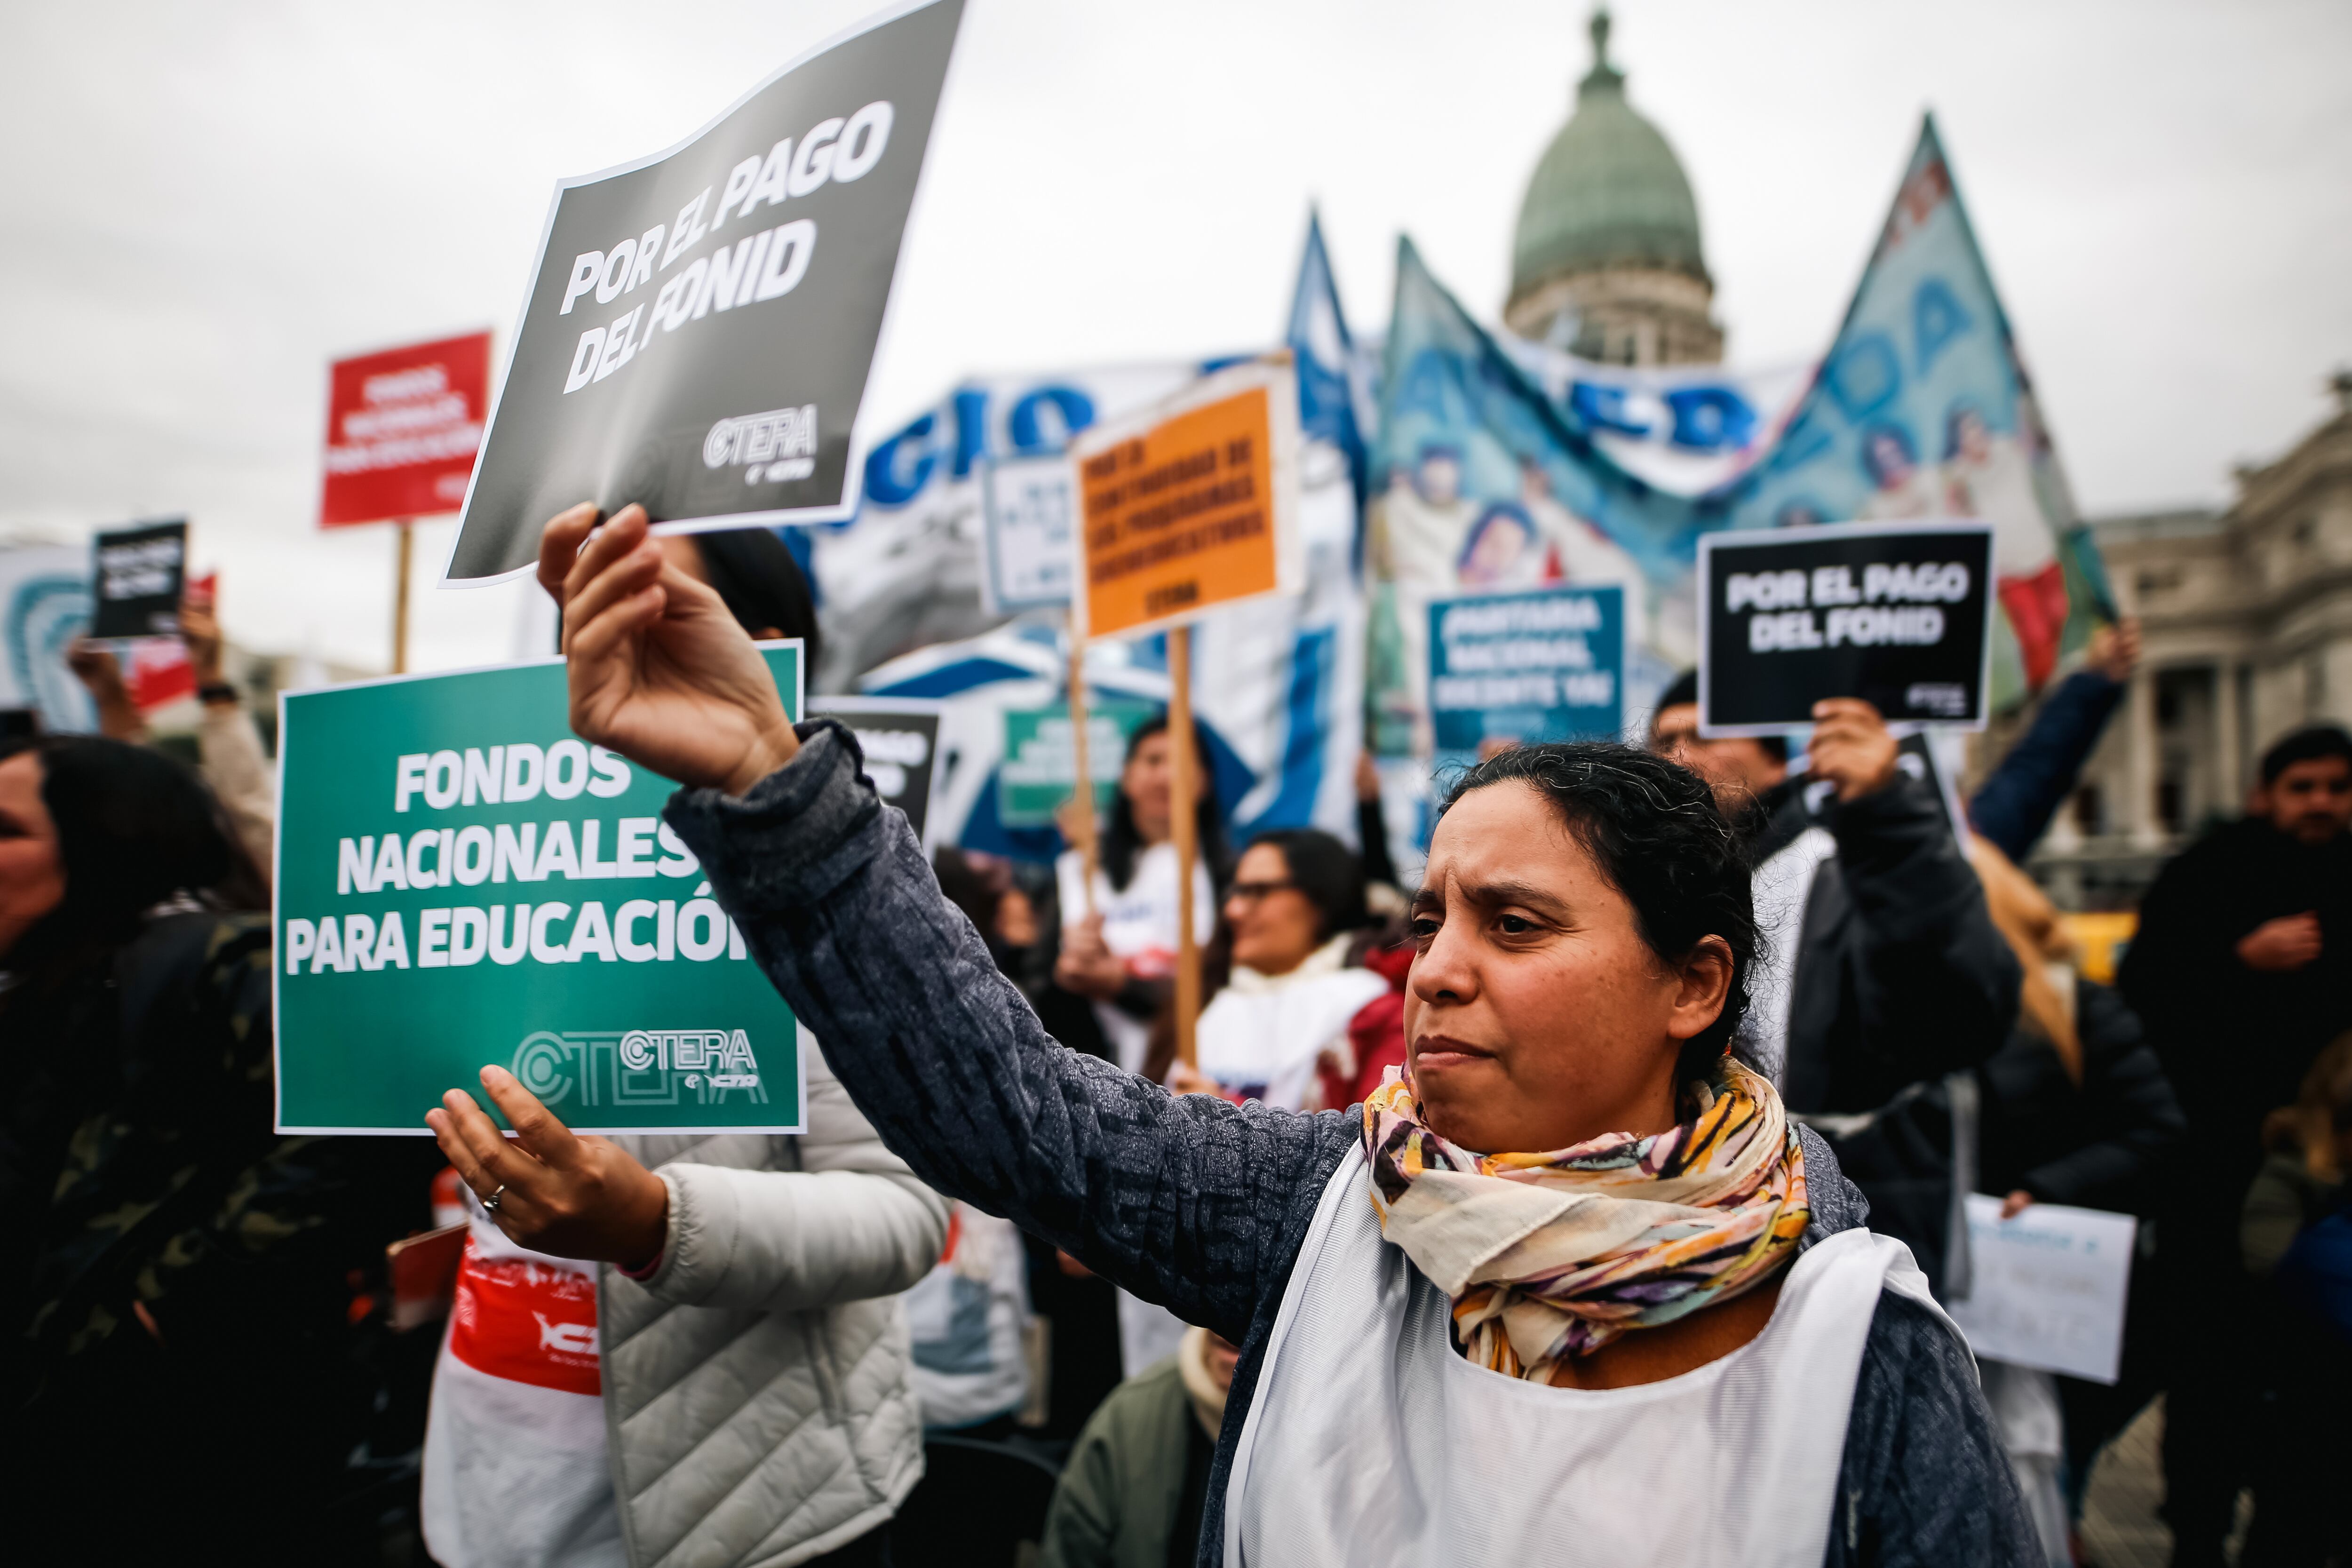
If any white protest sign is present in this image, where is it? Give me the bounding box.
[980,455,1077,615]
[1946,1194,2137,1384]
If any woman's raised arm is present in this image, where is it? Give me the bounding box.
[546,505,1350,1341]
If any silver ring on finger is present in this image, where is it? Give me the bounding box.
[483,1183,507,1213]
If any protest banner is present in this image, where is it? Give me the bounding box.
[996,698,1157,829]
[980,455,1077,616]
[0,544,95,733]
[1426,584,1624,757]
[1947,1194,2137,1384]
[445,0,963,585]
[1070,356,1302,642]
[273,645,805,1135]
[1072,356,1304,1064]
[322,331,493,527]
[1715,117,2116,704]
[1698,519,1993,735]
[89,519,186,640]
[324,329,494,668]
[808,694,945,841]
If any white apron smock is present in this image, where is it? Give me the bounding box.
[1224,1147,1961,1567]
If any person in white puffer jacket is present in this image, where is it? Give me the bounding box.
[421,1028,948,1568]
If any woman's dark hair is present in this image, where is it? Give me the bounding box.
[0,734,267,968]
[1244,828,1368,947]
[1099,713,1230,893]
[1438,740,1757,1086]
[693,527,822,674]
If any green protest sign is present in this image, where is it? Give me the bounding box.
[997,699,1157,828]
[273,646,803,1135]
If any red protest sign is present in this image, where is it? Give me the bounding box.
[320,331,493,528]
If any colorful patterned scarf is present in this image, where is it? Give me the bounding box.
[1362,1057,1809,1379]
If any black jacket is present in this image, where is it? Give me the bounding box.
[1976,980,2185,1216]
[1757,775,2021,1116]
[2120,817,2352,1168]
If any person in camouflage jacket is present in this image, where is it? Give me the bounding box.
[1,735,437,1563]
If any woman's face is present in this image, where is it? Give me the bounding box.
[0,753,65,960]
[1404,780,1731,1154]
[1464,519,1530,584]
[1869,434,1913,489]
[1225,843,1324,976]
[1120,732,1174,845]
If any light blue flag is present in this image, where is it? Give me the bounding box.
[1367,236,1699,756]
[1286,209,1372,522]
[1713,115,2114,705]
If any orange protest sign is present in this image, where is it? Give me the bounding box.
[1071,357,1300,640]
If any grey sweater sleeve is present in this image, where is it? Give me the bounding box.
[663,721,1355,1347]
[1828,1293,2039,1568]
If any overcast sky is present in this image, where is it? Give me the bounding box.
[4,0,2347,672]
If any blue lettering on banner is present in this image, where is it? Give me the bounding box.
[950,387,989,479]
[863,411,938,506]
[1008,385,1095,452]
[1825,332,1903,423]
[1912,277,1973,377]
[1569,382,1651,439]
[1663,386,1757,453]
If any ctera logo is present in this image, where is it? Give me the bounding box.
[512,1027,764,1109]
[703,404,818,485]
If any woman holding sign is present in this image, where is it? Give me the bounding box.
[439,503,2033,1567]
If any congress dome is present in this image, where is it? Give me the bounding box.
[1504,9,1723,365]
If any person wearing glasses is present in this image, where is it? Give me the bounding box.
[1162,828,1404,1113]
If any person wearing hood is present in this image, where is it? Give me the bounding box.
[438,502,2035,1568]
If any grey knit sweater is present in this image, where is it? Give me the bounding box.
[666,722,2035,1568]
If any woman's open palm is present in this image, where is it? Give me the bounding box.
[540,503,799,794]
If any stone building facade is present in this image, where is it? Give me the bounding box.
[2006,375,2352,907]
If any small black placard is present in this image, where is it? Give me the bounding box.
[90,518,187,639]
[1699,520,1993,734]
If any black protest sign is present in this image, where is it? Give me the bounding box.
[809,696,944,840]
[446,0,963,585]
[1699,521,1994,734]
[90,519,187,639]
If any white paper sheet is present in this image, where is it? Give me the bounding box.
[1947,1194,2137,1384]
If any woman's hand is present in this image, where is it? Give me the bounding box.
[1806,698,1899,802]
[1999,1189,2035,1220]
[426,1065,670,1266]
[180,594,224,687]
[1054,912,1128,999]
[540,502,798,795]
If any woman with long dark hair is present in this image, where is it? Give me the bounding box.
[0,734,427,1559]
[1054,711,1226,1078]
[425,505,2034,1567]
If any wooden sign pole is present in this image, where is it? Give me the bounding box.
[1168,623,1200,1066]
[391,520,415,675]
[1066,613,1098,918]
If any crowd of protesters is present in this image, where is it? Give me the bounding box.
[7,501,2352,1568]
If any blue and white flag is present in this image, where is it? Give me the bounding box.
[796,211,1375,861]
[857,425,1365,861]
[1287,209,1374,521]
[1368,237,1699,756]
[1713,116,2114,706]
